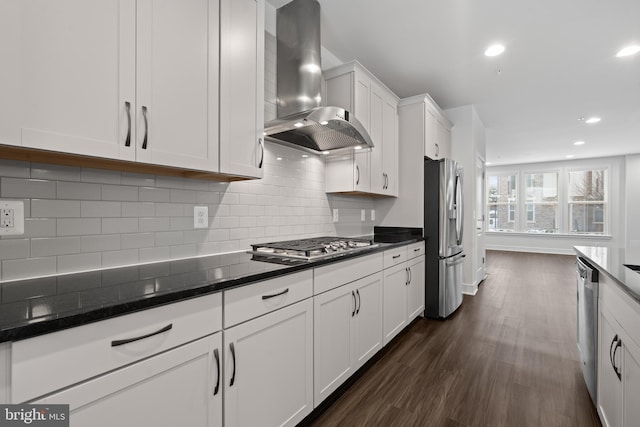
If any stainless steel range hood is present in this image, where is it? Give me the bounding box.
[263,0,373,154]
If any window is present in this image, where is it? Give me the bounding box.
[486,174,517,231]
[568,169,606,234]
[486,164,608,235]
[523,172,558,233]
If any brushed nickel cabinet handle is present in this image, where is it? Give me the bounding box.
[356,289,361,314]
[261,288,289,300]
[356,164,360,185]
[213,348,220,395]
[258,138,264,168]
[111,323,172,347]
[141,106,149,149]
[124,101,131,147]
[229,342,236,387]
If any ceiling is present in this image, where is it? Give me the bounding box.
[266,0,640,166]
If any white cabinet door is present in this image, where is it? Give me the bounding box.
[436,118,452,159]
[36,332,223,427]
[219,0,264,178]
[424,108,439,160]
[369,84,385,193]
[407,255,425,321]
[383,263,409,345]
[136,0,219,171]
[598,310,623,427]
[352,272,383,367]
[623,339,640,427]
[314,283,357,405]
[0,0,136,160]
[381,95,398,196]
[224,298,313,427]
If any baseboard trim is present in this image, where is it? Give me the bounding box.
[462,281,478,296]
[485,245,574,255]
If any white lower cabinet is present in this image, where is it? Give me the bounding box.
[383,243,425,345]
[314,272,383,405]
[35,332,223,427]
[597,271,640,427]
[223,298,313,427]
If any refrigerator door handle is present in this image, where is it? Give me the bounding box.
[454,169,464,246]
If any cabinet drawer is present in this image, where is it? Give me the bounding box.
[384,246,408,269]
[314,252,384,295]
[224,270,312,328]
[600,274,640,350]
[407,241,425,260]
[12,292,222,403]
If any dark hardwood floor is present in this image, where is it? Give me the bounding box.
[308,250,601,427]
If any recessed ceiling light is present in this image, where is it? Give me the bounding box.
[301,154,309,158]
[484,44,505,57]
[322,151,330,155]
[294,122,304,128]
[574,141,585,146]
[566,155,575,159]
[585,117,601,124]
[616,45,640,57]
[276,157,283,161]
[485,162,492,166]
[320,120,329,125]
[354,146,362,150]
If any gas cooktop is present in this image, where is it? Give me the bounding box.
[249,236,377,261]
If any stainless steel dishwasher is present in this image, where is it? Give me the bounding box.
[576,256,599,405]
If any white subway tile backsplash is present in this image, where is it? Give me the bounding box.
[57,218,101,236]
[121,172,155,187]
[57,181,101,200]
[32,237,81,257]
[81,201,121,217]
[2,257,57,281]
[102,249,139,268]
[139,187,171,202]
[155,231,184,247]
[57,253,101,274]
[81,235,121,253]
[32,199,81,218]
[139,247,170,263]
[155,176,184,190]
[102,218,138,234]
[0,159,30,178]
[102,184,139,201]
[155,203,184,217]
[20,218,57,239]
[170,244,196,260]
[2,177,56,199]
[122,202,156,217]
[121,233,155,249]
[31,163,81,181]
[139,217,171,232]
[81,168,122,184]
[170,189,198,203]
[0,239,30,260]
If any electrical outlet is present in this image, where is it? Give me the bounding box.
[370,209,376,221]
[193,206,208,229]
[0,201,24,235]
[332,209,339,222]
[361,209,366,221]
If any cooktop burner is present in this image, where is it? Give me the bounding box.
[249,237,377,261]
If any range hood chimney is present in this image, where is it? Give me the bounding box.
[263,0,373,154]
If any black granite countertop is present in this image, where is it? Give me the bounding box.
[574,245,640,304]
[0,237,421,343]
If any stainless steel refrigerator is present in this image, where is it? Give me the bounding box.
[424,158,464,318]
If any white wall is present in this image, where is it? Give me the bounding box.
[485,156,626,254]
[447,105,486,294]
[625,154,640,249]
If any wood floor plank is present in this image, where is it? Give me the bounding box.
[307,250,601,427]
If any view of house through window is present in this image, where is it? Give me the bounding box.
[568,169,606,234]
[487,174,517,232]
[486,168,607,235]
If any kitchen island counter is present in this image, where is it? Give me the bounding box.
[574,245,640,304]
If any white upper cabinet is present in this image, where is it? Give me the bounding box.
[136,0,219,171]
[399,94,452,161]
[0,0,136,160]
[0,0,264,179]
[219,0,264,179]
[324,61,398,196]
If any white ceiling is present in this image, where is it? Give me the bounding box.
[267,0,640,166]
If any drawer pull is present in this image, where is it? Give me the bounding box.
[392,254,401,259]
[414,248,421,252]
[213,348,221,396]
[262,288,289,300]
[111,323,173,347]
